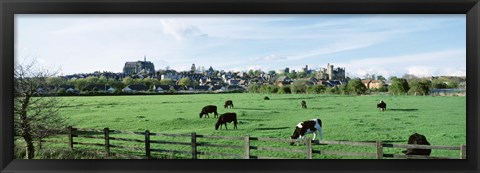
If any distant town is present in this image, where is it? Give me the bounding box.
[40,56,466,95]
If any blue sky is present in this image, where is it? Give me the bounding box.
[15,14,466,78]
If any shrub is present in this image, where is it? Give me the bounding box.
[278,85,291,94]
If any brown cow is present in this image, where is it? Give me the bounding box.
[301,100,307,109]
[224,100,234,109]
[215,112,238,130]
[402,133,431,157]
[199,105,218,118]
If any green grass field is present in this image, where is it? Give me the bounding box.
[51,93,466,159]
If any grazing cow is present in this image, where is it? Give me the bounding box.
[199,105,218,118]
[301,100,307,109]
[290,119,322,145]
[224,100,234,109]
[215,112,238,130]
[264,96,270,100]
[402,133,431,156]
[377,100,387,112]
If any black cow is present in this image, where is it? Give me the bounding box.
[199,105,218,118]
[290,119,322,145]
[301,100,307,109]
[215,112,238,130]
[402,133,431,156]
[377,100,387,112]
[264,96,270,100]
[224,100,234,109]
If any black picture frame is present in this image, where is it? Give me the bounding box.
[1,0,478,173]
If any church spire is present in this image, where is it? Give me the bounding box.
[144,55,146,62]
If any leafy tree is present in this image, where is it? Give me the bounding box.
[178,77,192,86]
[286,72,297,79]
[74,78,88,91]
[377,75,386,81]
[85,76,99,85]
[142,78,154,89]
[98,76,108,85]
[388,77,410,95]
[290,80,308,94]
[347,79,367,95]
[308,71,318,78]
[431,79,448,89]
[247,84,261,93]
[408,79,432,95]
[46,77,64,86]
[14,59,68,159]
[56,88,66,95]
[133,78,144,85]
[447,81,459,88]
[160,78,174,85]
[378,84,388,92]
[109,80,125,91]
[326,86,339,94]
[339,84,349,95]
[122,77,134,86]
[308,84,326,94]
[297,71,307,78]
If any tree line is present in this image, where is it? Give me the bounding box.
[247,76,462,96]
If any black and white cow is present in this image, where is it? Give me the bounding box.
[377,100,387,112]
[290,119,322,145]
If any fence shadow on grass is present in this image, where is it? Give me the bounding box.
[358,140,407,143]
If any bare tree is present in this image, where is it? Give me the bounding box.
[14,58,68,159]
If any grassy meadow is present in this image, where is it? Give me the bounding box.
[49,93,465,159]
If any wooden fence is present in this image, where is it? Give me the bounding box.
[43,126,466,159]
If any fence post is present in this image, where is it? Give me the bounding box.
[244,136,250,159]
[306,138,312,159]
[145,130,150,159]
[376,141,383,159]
[191,132,197,159]
[104,128,110,158]
[460,145,466,159]
[68,126,74,151]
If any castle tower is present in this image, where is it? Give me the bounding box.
[327,63,333,80]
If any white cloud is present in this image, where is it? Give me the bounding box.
[249,54,286,61]
[406,66,436,77]
[337,48,466,78]
[160,19,208,41]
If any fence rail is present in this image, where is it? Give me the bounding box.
[55,126,466,159]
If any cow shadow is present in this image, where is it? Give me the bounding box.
[389,109,419,112]
[253,127,290,131]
